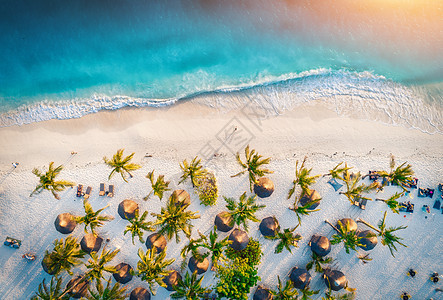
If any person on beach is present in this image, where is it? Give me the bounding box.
[401,292,411,300]
[430,272,439,283]
[407,269,416,277]
[12,162,19,168]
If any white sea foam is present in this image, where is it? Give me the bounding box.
[0,69,441,134]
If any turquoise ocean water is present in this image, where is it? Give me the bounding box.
[0,0,442,132]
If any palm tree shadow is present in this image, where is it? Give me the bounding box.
[0,167,17,185]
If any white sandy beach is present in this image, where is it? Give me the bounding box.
[0,100,442,299]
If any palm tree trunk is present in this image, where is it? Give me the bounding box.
[58,274,88,299]
[324,220,339,233]
[144,190,153,201]
[356,218,381,234]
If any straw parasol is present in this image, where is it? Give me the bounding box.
[188,256,209,275]
[289,267,312,289]
[253,286,273,300]
[254,177,274,198]
[54,213,77,234]
[41,254,56,275]
[228,228,249,251]
[324,269,347,291]
[67,275,89,299]
[308,235,331,257]
[259,216,279,237]
[162,270,182,291]
[357,230,378,251]
[118,200,139,220]
[145,233,167,254]
[172,189,191,207]
[337,218,357,232]
[80,233,103,254]
[214,211,234,232]
[113,262,133,284]
[299,189,321,209]
[130,287,151,300]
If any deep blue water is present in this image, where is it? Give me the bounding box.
[0,0,442,129]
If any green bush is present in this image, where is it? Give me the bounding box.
[215,258,260,300]
[225,238,262,267]
[195,171,218,206]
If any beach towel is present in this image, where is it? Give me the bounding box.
[328,178,343,191]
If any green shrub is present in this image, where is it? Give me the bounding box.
[215,258,260,300]
[195,171,218,206]
[225,238,262,267]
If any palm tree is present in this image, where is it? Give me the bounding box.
[87,277,128,300]
[306,252,332,273]
[322,289,356,300]
[290,199,321,226]
[266,226,302,254]
[339,171,378,205]
[224,192,265,231]
[322,162,352,181]
[325,220,363,254]
[31,275,68,300]
[231,145,273,192]
[357,253,372,264]
[75,200,114,236]
[288,157,320,198]
[170,271,212,300]
[152,195,200,243]
[124,210,154,244]
[145,170,170,201]
[179,156,207,187]
[42,236,85,275]
[271,276,298,300]
[299,287,320,300]
[30,162,75,200]
[84,247,120,283]
[103,149,141,182]
[375,192,405,214]
[377,155,414,191]
[357,211,407,257]
[136,247,175,295]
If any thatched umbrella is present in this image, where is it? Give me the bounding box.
[80,233,103,254]
[67,275,89,299]
[188,256,209,275]
[145,233,167,253]
[308,235,331,257]
[130,287,151,300]
[357,230,378,251]
[118,200,139,220]
[228,228,249,251]
[162,270,182,291]
[214,211,234,232]
[324,269,347,291]
[259,216,279,237]
[337,218,357,232]
[172,189,191,207]
[289,267,311,289]
[253,286,273,300]
[254,177,274,198]
[41,254,56,275]
[299,189,321,209]
[113,262,133,284]
[54,213,77,234]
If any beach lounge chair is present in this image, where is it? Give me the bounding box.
[368,170,379,181]
[76,184,84,197]
[405,178,418,189]
[4,237,21,249]
[327,178,343,191]
[400,201,414,213]
[84,186,92,199]
[426,188,434,198]
[99,183,106,196]
[418,188,427,197]
[353,197,361,207]
[107,185,114,197]
[359,199,367,210]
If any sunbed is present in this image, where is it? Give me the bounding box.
[353,197,360,207]
[76,184,84,197]
[359,199,367,210]
[418,188,427,197]
[107,185,114,197]
[84,186,92,199]
[99,183,106,196]
[4,237,21,249]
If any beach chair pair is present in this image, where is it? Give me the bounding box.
[98,183,114,197]
[4,237,21,249]
[353,197,367,210]
[84,186,93,199]
[368,170,380,181]
[405,178,418,189]
[418,188,434,198]
[399,201,414,213]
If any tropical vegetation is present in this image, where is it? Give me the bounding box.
[375,192,405,214]
[86,277,128,300]
[84,247,119,283]
[288,157,320,197]
[124,210,154,244]
[31,276,68,300]
[170,271,212,300]
[103,148,141,182]
[271,276,298,300]
[42,236,85,275]
[179,156,207,187]
[145,170,170,201]
[325,220,363,254]
[306,252,332,273]
[194,171,218,206]
[376,155,414,191]
[30,162,75,200]
[265,226,302,254]
[75,200,114,236]
[225,238,262,267]
[224,192,265,231]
